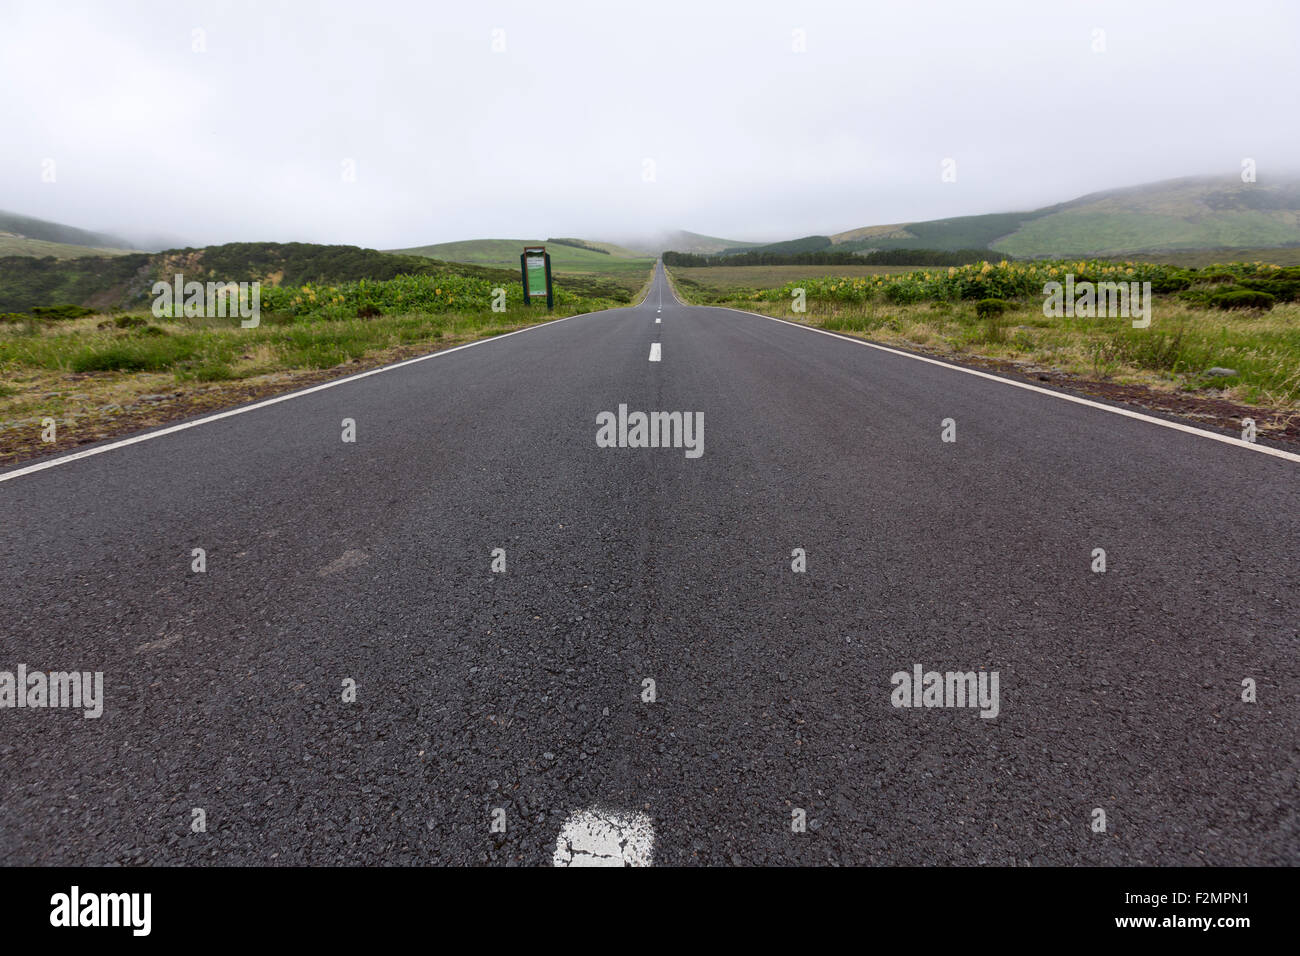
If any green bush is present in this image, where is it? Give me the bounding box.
[1237,279,1300,301]
[975,298,1010,319]
[883,282,926,304]
[1149,270,1194,293]
[31,304,95,320]
[1210,289,1276,310]
[114,315,148,328]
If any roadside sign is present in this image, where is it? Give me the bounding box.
[521,245,554,309]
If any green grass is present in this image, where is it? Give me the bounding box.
[0,236,139,258]
[391,238,655,292]
[0,269,636,391]
[994,209,1300,258]
[666,259,1300,409]
[835,212,1042,254]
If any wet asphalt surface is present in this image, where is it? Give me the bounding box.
[1,264,1296,865]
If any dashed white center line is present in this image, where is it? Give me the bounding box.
[654,317,661,324]
[553,808,655,867]
[648,343,661,362]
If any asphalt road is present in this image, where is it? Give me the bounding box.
[1,262,1296,865]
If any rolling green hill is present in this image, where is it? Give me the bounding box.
[820,175,1300,258]
[613,230,762,256]
[0,210,135,252]
[991,178,1300,257]
[390,237,655,292]
[0,234,139,259]
[392,238,642,268]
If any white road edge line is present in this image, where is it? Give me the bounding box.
[719,305,1300,465]
[0,307,612,484]
[648,342,662,362]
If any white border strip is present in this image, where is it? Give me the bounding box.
[0,307,610,484]
[661,261,1299,465]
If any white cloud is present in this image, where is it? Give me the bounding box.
[1,0,1296,247]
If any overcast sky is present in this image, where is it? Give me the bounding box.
[2,0,1296,249]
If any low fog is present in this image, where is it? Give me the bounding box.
[1,0,1296,248]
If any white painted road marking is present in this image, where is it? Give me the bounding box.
[648,343,661,362]
[553,808,655,867]
[655,317,661,324]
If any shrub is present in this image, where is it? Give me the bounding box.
[1210,289,1275,310]
[114,315,148,328]
[975,298,1010,319]
[1149,271,1193,293]
[883,282,926,304]
[1237,279,1300,301]
[31,304,95,320]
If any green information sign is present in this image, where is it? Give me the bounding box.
[520,245,554,308]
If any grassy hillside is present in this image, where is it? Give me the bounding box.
[0,210,132,250]
[992,179,1300,257]
[393,238,641,267]
[0,235,139,259]
[716,235,832,257]
[822,176,1300,258]
[831,212,1050,254]
[612,230,761,256]
[391,238,654,292]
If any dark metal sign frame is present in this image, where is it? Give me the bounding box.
[520,245,554,309]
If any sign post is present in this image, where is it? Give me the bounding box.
[520,245,554,309]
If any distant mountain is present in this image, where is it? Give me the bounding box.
[718,175,1300,260]
[0,235,138,259]
[611,230,761,256]
[987,176,1300,257]
[0,210,137,254]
